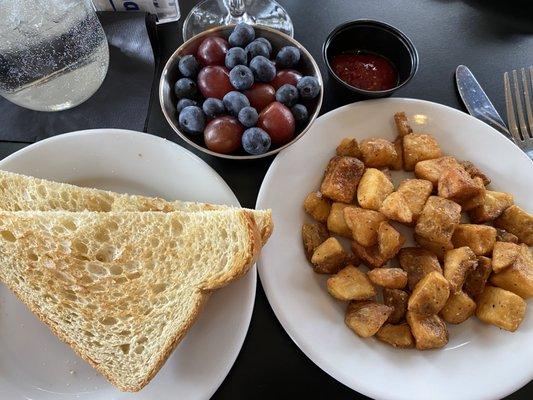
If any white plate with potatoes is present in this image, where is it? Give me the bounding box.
[256,98,533,400]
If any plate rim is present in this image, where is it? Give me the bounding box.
[0,128,256,400]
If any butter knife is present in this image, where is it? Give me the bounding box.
[455,65,511,139]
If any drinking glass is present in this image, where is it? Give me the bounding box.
[0,0,109,112]
[182,0,293,41]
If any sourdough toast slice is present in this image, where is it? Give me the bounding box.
[0,209,261,391]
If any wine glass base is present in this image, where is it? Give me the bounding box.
[182,0,294,41]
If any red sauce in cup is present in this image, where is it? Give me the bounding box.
[330,52,398,91]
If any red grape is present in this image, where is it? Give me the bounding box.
[271,69,302,90]
[204,116,244,154]
[257,102,295,146]
[196,37,229,66]
[197,66,233,99]
[243,83,275,111]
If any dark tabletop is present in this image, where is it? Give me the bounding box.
[1,0,533,399]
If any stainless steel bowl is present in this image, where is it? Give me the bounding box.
[159,25,323,160]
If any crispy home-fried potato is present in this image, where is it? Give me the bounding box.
[494,205,533,246]
[492,241,521,273]
[406,312,448,350]
[464,256,492,300]
[408,271,450,316]
[391,138,404,170]
[336,138,361,158]
[357,168,394,211]
[377,221,405,260]
[393,112,413,137]
[383,288,409,323]
[440,291,476,324]
[469,191,514,223]
[320,156,365,203]
[360,138,398,168]
[413,234,453,260]
[327,202,355,238]
[414,156,460,186]
[345,301,393,338]
[344,207,386,247]
[444,247,477,293]
[302,222,329,261]
[396,179,433,220]
[496,228,519,243]
[415,196,461,245]
[380,192,413,224]
[490,244,533,298]
[460,160,490,186]
[403,133,442,171]
[311,237,348,274]
[367,268,408,289]
[327,265,376,301]
[451,224,497,256]
[437,165,484,205]
[351,241,386,269]
[303,192,331,223]
[476,286,526,331]
[459,177,486,212]
[399,247,443,290]
[376,323,414,348]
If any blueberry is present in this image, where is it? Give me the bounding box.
[245,40,270,60]
[249,55,276,83]
[254,37,272,54]
[176,98,197,114]
[229,65,254,90]
[225,47,247,69]
[276,46,300,68]
[242,127,271,155]
[291,104,308,125]
[238,106,259,128]
[229,22,255,47]
[202,98,225,119]
[297,76,320,99]
[223,91,250,116]
[174,78,197,99]
[179,106,205,135]
[275,84,298,107]
[178,55,200,78]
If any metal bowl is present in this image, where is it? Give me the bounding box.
[160,25,323,160]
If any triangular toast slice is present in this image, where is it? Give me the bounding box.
[0,170,273,244]
[0,209,261,391]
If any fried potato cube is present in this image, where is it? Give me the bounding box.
[356,168,394,211]
[303,192,331,223]
[302,222,329,261]
[336,138,361,158]
[345,301,393,338]
[399,247,443,291]
[459,177,486,211]
[406,312,449,350]
[380,192,413,224]
[413,234,453,260]
[403,133,442,171]
[393,112,413,137]
[408,271,450,316]
[469,191,514,223]
[492,241,521,273]
[496,228,519,243]
[443,247,477,293]
[414,156,460,186]
[437,165,484,204]
[327,202,355,238]
[494,205,533,246]
[440,291,476,324]
[344,207,386,247]
[327,265,376,301]
[451,224,497,256]
[351,241,386,269]
[396,179,433,220]
[368,268,408,289]
[311,237,348,274]
[490,245,533,298]
[377,221,405,260]
[460,160,490,186]
[359,138,398,168]
[464,256,492,300]
[476,286,526,331]
[390,137,404,170]
[383,288,409,323]
[320,156,365,203]
[376,323,414,348]
[415,196,461,245]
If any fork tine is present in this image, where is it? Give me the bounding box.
[512,69,528,140]
[521,68,533,139]
[504,71,523,145]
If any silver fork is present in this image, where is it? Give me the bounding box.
[504,66,533,160]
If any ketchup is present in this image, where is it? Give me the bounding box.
[331,52,398,91]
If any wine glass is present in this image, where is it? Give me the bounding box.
[182,0,293,41]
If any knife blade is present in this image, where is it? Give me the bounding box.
[455,65,511,139]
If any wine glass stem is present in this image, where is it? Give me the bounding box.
[224,0,245,17]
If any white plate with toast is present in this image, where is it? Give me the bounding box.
[256,98,533,400]
[0,129,257,400]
